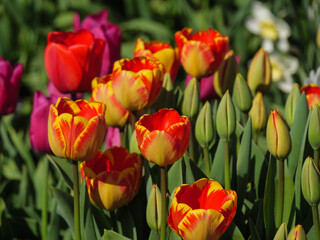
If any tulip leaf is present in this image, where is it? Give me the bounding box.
[47,155,73,190]
[220,222,245,240]
[116,205,138,240]
[210,139,225,185]
[288,92,308,178]
[236,118,252,209]
[168,158,183,194]
[183,154,206,185]
[101,230,131,240]
[249,218,261,240]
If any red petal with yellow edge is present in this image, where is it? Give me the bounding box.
[76,99,105,119]
[178,209,225,240]
[140,130,180,166]
[301,84,320,109]
[175,28,193,50]
[55,97,81,115]
[180,41,214,78]
[166,119,190,156]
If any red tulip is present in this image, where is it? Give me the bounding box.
[301,84,320,109]
[134,38,180,82]
[44,30,105,93]
[175,28,229,79]
[135,108,190,166]
[168,178,237,240]
[80,146,142,211]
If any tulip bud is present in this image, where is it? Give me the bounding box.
[195,101,214,147]
[266,110,292,160]
[216,91,236,142]
[182,77,200,118]
[274,222,288,240]
[129,130,141,154]
[213,50,238,97]
[308,106,320,151]
[154,72,175,110]
[249,92,267,132]
[301,157,320,206]
[146,184,162,231]
[232,73,252,112]
[317,25,320,49]
[285,83,300,127]
[287,225,306,240]
[247,48,272,94]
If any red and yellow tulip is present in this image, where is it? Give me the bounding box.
[112,57,165,110]
[135,108,190,166]
[175,28,229,79]
[301,84,320,109]
[91,74,130,127]
[168,178,237,240]
[80,146,142,211]
[48,97,106,161]
[134,38,180,82]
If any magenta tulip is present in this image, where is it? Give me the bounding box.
[105,126,121,149]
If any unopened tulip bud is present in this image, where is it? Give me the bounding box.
[301,157,320,206]
[287,225,306,240]
[247,48,272,94]
[285,83,300,127]
[233,73,252,112]
[214,50,238,97]
[308,106,320,151]
[195,101,214,147]
[216,91,236,141]
[129,130,141,154]
[249,92,267,132]
[146,184,162,231]
[266,110,292,160]
[182,77,200,118]
[274,222,288,240]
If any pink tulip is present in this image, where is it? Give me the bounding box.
[74,10,122,76]
[105,126,121,149]
[185,74,218,101]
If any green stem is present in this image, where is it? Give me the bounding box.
[72,161,81,240]
[41,158,48,240]
[276,159,284,228]
[312,205,320,240]
[160,166,167,240]
[188,122,196,163]
[203,146,211,177]
[110,211,118,232]
[224,141,230,189]
[314,149,319,170]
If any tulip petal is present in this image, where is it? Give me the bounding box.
[56,97,81,115]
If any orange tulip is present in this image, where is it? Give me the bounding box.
[80,146,142,211]
[112,57,165,110]
[91,74,130,127]
[175,28,229,79]
[134,38,180,82]
[135,108,190,166]
[168,178,237,240]
[48,97,106,161]
[301,84,320,108]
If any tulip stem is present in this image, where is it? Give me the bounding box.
[314,149,319,170]
[72,161,81,240]
[276,159,284,228]
[110,211,118,232]
[41,158,48,240]
[312,204,320,240]
[224,141,231,189]
[189,123,196,163]
[160,166,167,240]
[203,146,211,177]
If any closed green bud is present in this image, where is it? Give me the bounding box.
[274,222,288,240]
[216,91,236,141]
[249,92,267,132]
[182,77,199,118]
[146,184,162,231]
[195,101,214,147]
[266,110,291,160]
[287,225,306,240]
[301,157,320,206]
[308,105,320,150]
[233,73,252,112]
[285,83,300,127]
[154,72,175,110]
[214,50,239,97]
[247,48,272,94]
[130,130,141,154]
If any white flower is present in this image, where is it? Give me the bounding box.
[245,1,291,53]
[269,53,299,93]
[305,67,320,85]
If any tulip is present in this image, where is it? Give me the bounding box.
[80,146,142,211]
[300,84,320,109]
[182,77,200,118]
[0,56,23,115]
[247,48,272,94]
[105,126,121,149]
[195,101,214,148]
[168,178,237,240]
[249,92,267,132]
[185,74,218,101]
[135,108,190,166]
[44,30,105,93]
[232,73,252,113]
[146,184,162,232]
[273,222,287,240]
[30,91,57,153]
[73,9,121,76]
[91,74,130,127]
[134,38,180,82]
[48,97,106,161]
[284,83,300,127]
[175,28,229,78]
[308,106,320,151]
[112,57,165,110]
[301,157,320,206]
[287,225,306,240]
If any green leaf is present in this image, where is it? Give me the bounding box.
[210,139,225,184]
[249,218,261,240]
[47,155,73,190]
[220,222,245,240]
[116,206,138,240]
[101,230,131,240]
[0,198,5,227]
[183,154,206,185]
[168,158,184,194]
